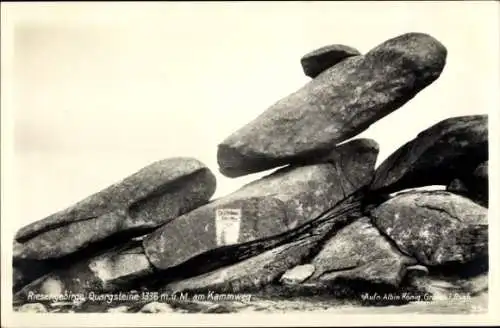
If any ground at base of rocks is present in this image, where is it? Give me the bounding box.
[14,291,487,314]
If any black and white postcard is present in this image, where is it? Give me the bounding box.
[1,1,499,326]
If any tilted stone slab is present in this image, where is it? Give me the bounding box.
[163,193,364,294]
[218,32,447,177]
[371,115,488,193]
[14,158,216,260]
[143,139,378,271]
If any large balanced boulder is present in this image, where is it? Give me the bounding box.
[447,161,488,207]
[143,139,378,271]
[307,217,417,288]
[163,193,364,293]
[300,44,361,78]
[218,32,447,177]
[14,158,216,260]
[14,240,154,304]
[371,115,488,193]
[370,191,488,267]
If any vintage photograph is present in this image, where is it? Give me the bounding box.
[1,1,499,326]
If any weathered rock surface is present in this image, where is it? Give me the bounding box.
[164,237,315,294]
[307,217,416,288]
[447,161,488,207]
[280,265,316,285]
[300,44,361,78]
[14,241,154,304]
[370,191,488,266]
[218,32,447,177]
[371,115,488,193]
[14,158,216,260]
[162,193,364,293]
[143,139,378,271]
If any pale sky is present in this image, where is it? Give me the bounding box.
[3,2,499,230]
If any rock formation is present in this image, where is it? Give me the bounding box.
[163,193,364,294]
[14,158,216,261]
[14,240,154,304]
[143,139,378,271]
[217,32,447,177]
[371,115,488,193]
[306,217,417,288]
[12,32,489,314]
[370,191,488,266]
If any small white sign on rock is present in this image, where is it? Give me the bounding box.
[215,208,242,246]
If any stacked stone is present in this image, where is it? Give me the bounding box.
[13,32,488,312]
